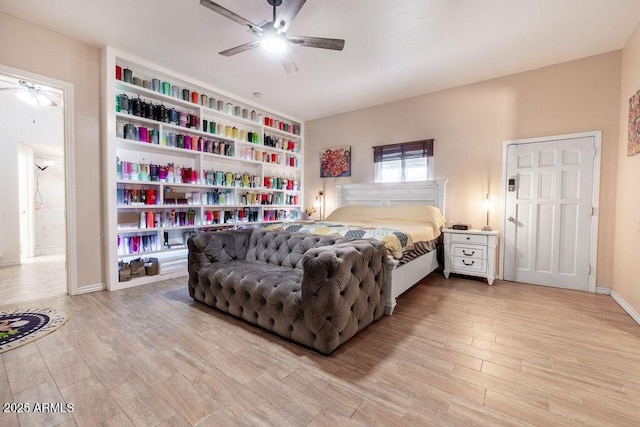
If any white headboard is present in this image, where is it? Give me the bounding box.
[336,180,447,216]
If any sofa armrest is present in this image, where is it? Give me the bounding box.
[187,229,253,297]
[300,239,387,353]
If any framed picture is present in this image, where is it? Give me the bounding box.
[628,89,640,156]
[320,146,351,178]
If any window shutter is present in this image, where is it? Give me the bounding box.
[373,139,434,163]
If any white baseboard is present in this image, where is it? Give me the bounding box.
[611,289,640,326]
[34,246,65,257]
[76,283,106,294]
[595,287,611,295]
[0,260,20,267]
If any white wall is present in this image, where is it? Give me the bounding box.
[33,153,65,256]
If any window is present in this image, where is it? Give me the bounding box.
[373,139,434,183]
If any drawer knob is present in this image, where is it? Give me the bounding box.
[462,260,475,266]
[462,250,475,256]
[466,237,470,240]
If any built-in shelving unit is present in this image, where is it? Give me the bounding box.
[103,47,303,291]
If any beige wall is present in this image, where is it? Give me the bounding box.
[305,51,622,287]
[0,12,103,288]
[614,24,640,315]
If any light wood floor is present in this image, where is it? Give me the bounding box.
[0,254,67,306]
[1,273,639,426]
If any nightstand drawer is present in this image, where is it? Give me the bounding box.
[451,245,486,260]
[451,256,486,273]
[450,234,488,245]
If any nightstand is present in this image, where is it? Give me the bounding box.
[443,229,499,285]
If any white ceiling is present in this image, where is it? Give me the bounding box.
[1,0,640,120]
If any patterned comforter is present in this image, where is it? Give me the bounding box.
[264,222,412,259]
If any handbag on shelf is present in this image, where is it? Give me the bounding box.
[145,257,159,276]
[129,258,146,278]
[118,261,131,282]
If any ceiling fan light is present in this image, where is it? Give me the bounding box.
[262,35,287,54]
[17,90,39,106]
[16,88,55,107]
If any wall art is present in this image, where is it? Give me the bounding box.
[320,146,351,177]
[628,89,640,156]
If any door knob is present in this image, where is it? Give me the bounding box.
[508,216,515,222]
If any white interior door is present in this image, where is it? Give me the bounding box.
[503,134,596,291]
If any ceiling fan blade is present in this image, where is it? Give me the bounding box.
[0,77,18,86]
[0,88,58,106]
[281,54,298,74]
[41,93,58,107]
[274,0,307,33]
[288,35,345,51]
[219,41,261,57]
[200,0,262,32]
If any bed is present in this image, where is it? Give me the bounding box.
[268,180,447,315]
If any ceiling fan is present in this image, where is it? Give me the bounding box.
[200,0,345,73]
[0,79,60,107]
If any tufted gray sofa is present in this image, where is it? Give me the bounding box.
[187,229,387,354]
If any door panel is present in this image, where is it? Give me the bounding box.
[558,204,578,275]
[535,203,554,273]
[514,203,532,271]
[504,136,594,291]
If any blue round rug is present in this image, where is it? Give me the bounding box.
[0,308,69,354]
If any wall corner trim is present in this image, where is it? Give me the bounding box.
[76,283,106,294]
[595,287,611,295]
[611,289,640,326]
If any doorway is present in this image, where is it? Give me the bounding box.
[501,131,601,292]
[0,66,76,304]
[18,143,35,259]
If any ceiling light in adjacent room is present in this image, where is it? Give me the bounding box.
[17,89,39,106]
[16,87,55,107]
